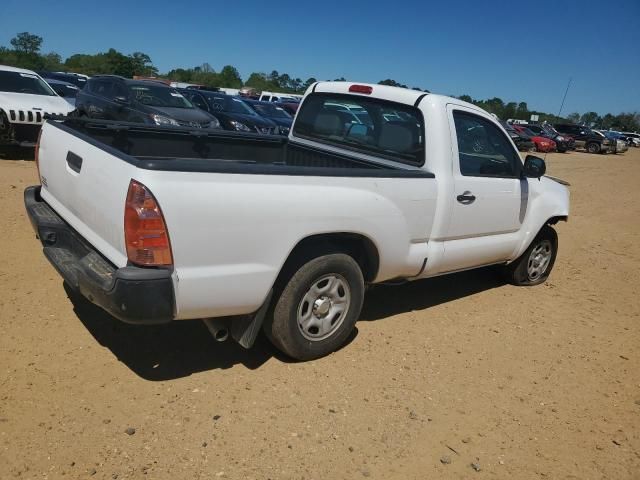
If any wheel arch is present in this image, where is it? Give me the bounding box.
[274,232,380,290]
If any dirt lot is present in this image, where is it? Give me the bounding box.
[1,148,639,480]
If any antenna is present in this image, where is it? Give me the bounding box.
[541,77,573,163]
[557,77,572,118]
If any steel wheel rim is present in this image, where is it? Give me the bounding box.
[297,274,351,341]
[527,240,552,281]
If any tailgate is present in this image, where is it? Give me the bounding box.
[37,121,136,268]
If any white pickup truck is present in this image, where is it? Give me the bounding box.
[25,82,570,360]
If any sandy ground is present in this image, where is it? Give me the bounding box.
[1,147,639,480]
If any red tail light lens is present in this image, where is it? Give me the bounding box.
[349,84,373,94]
[124,180,173,266]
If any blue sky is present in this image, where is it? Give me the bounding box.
[2,0,639,115]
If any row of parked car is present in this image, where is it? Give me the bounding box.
[1,64,639,154]
[500,120,637,155]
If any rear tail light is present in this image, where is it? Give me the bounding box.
[124,180,173,266]
[349,84,373,94]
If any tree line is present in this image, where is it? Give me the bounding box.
[1,32,638,132]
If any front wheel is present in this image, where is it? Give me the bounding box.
[265,253,365,360]
[503,225,558,286]
[586,142,601,154]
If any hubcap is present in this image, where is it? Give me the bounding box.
[527,240,552,281]
[297,274,351,341]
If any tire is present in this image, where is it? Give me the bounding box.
[528,144,537,153]
[503,225,558,286]
[586,142,600,154]
[265,253,364,361]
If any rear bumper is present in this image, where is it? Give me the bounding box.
[24,185,175,324]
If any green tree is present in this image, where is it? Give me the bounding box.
[458,94,473,103]
[579,111,601,127]
[218,65,243,88]
[10,32,42,54]
[566,112,580,123]
[41,52,63,71]
[130,52,158,76]
[245,72,271,91]
[378,79,407,88]
[503,102,518,120]
[303,77,317,90]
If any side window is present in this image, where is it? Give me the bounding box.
[112,83,128,100]
[188,93,208,111]
[453,111,521,178]
[90,80,113,99]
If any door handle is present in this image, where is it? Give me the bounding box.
[66,151,83,173]
[456,191,476,205]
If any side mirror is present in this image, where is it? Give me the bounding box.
[114,96,129,105]
[523,155,546,178]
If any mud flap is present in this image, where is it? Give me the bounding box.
[230,290,273,349]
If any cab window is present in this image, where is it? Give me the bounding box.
[453,111,522,178]
[293,93,425,166]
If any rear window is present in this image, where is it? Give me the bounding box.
[293,93,425,165]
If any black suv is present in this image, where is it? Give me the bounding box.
[76,76,221,129]
[553,123,612,154]
[179,89,279,134]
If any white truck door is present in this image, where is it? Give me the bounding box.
[438,105,526,273]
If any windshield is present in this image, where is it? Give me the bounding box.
[49,83,79,98]
[129,85,194,108]
[0,71,56,96]
[252,103,291,119]
[206,95,256,115]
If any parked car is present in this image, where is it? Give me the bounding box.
[75,76,221,128]
[500,121,536,152]
[179,89,279,134]
[44,78,79,107]
[523,123,574,153]
[0,64,75,147]
[621,132,640,147]
[277,101,301,116]
[512,125,557,152]
[259,92,301,103]
[597,130,628,154]
[37,71,88,89]
[25,81,569,361]
[554,123,613,154]
[243,99,293,135]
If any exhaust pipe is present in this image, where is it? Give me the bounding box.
[203,318,229,342]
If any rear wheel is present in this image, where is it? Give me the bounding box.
[503,225,558,286]
[265,253,365,361]
[586,142,601,154]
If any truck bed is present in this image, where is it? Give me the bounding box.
[60,118,432,177]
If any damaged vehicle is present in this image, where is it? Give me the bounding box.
[25,82,570,361]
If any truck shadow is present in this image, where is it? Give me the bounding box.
[360,267,505,321]
[64,267,503,381]
[64,283,281,381]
